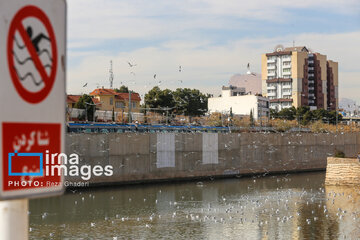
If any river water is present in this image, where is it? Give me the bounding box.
[29,172,359,240]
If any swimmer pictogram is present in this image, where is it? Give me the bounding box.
[7,5,58,104]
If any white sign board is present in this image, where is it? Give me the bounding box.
[0,0,66,200]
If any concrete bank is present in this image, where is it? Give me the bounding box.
[65,132,360,186]
[325,157,360,185]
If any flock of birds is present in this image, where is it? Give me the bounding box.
[82,61,184,93]
[28,174,359,239]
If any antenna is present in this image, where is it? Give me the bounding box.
[246,63,251,74]
[293,40,295,47]
[109,60,114,89]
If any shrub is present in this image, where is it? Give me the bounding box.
[334,150,345,158]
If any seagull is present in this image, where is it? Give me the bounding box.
[178,80,183,83]
[179,66,182,72]
[83,83,88,87]
[153,74,156,79]
[127,61,137,67]
[130,72,136,76]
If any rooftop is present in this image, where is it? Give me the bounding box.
[90,88,141,101]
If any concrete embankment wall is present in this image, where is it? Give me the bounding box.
[325,157,360,185]
[65,132,360,185]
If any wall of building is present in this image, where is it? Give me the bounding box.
[208,95,268,119]
[93,95,140,113]
[291,51,308,108]
[325,157,360,185]
[315,53,328,109]
[65,132,360,186]
[327,60,338,110]
[261,54,268,97]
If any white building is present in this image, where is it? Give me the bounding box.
[208,86,269,120]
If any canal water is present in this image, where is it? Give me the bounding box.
[29,172,359,240]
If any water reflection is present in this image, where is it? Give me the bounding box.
[29,172,359,239]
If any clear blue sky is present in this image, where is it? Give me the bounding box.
[66,0,360,102]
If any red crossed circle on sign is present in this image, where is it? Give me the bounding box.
[7,5,58,104]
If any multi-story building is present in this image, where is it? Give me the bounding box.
[208,86,269,120]
[261,45,338,111]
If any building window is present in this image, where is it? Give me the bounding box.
[131,102,136,108]
[115,101,124,109]
[110,97,113,105]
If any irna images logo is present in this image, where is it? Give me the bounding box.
[8,150,113,180]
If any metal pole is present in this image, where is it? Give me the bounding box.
[128,90,132,123]
[259,102,262,129]
[85,104,88,122]
[93,105,95,122]
[166,108,169,125]
[336,104,338,132]
[0,199,28,240]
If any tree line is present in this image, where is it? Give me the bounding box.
[72,85,210,121]
[270,106,342,125]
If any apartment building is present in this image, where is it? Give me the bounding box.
[261,45,338,111]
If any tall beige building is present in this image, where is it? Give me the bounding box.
[261,45,338,111]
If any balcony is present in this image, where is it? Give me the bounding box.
[282,57,291,62]
[267,58,276,63]
[308,73,314,77]
[282,85,292,89]
[267,72,276,77]
[267,85,276,90]
[308,67,314,71]
[282,92,292,96]
[267,92,276,97]
[308,60,314,64]
[267,65,276,70]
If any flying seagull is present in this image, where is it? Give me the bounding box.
[127,61,137,67]
[179,66,182,72]
[82,83,88,87]
[153,74,156,79]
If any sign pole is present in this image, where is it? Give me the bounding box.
[0,199,28,240]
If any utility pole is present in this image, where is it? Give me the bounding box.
[109,60,114,89]
[166,108,169,125]
[259,101,262,129]
[336,103,338,132]
[85,104,88,122]
[128,90,132,123]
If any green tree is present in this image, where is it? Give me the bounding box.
[302,111,313,125]
[250,109,254,127]
[269,108,279,119]
[278,106,296,120]
[327,110,343,124]
[74,94,95,121]
[172,88,208,116]
[114,85,129,93]
[312,109,327,122]
[144,87,175,112]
